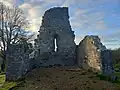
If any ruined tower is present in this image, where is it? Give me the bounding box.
[77,35,114,74]
[34,7,76,67]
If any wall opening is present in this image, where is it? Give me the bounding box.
[54,38,57,52]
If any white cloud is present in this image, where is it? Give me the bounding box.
[0,0,111,32]
[19,2,45,32]
[18,0,108,32]
[99,30,120,49]
[0,0,13,7]
[70,8,107,31]
[44,0,63,5]
[19,3,31,9]
[75,36,84,45]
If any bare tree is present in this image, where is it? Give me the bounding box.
[0,2,33,71]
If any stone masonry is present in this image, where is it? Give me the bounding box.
[77,35,113,73]
[6,42,32,81]
[34,7,76,67]
[101,50,114,75]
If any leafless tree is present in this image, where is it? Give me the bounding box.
[0,2,34,71]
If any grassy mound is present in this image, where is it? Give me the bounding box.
[13,67,120,90]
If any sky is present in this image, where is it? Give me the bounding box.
[1,0,120,49]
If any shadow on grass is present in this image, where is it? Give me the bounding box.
[96,73,120,85]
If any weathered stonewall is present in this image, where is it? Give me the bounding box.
[101,50,114,75]
[6,42,33,81]
[34,7,76,67]
[77,35,114,74]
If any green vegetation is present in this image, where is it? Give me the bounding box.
[0,82,17,90]
[0,73,17,90]
[111,48,120,64]
[96,73,120,84]
[114,63,120,69]
[0,73,5,85]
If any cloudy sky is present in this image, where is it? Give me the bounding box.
[1,0,120,49]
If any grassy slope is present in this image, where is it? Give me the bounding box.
[13,67,120,90]
[0,74,5,88]
[0,73,17,90]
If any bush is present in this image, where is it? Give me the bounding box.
[96,74,107,80]
[96,74,119,83]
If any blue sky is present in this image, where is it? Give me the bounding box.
[1,0,120,49]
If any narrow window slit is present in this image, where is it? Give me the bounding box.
[54,38,57,52]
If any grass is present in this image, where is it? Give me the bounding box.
[0,66,120,90]
[0,73,17,90]
[13,67,120,90]
[113,63,120,83]
[0,82,17,90]
[0,73,5,85]
[114,64,120,69]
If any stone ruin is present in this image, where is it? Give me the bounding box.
[77,35,114,75]
[77,35,104,72]
[5,7,114,81]
[101,50,114,76]
[33,7,76,67]
[6,42,33,81]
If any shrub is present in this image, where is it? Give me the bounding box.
[96,74,119,83]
